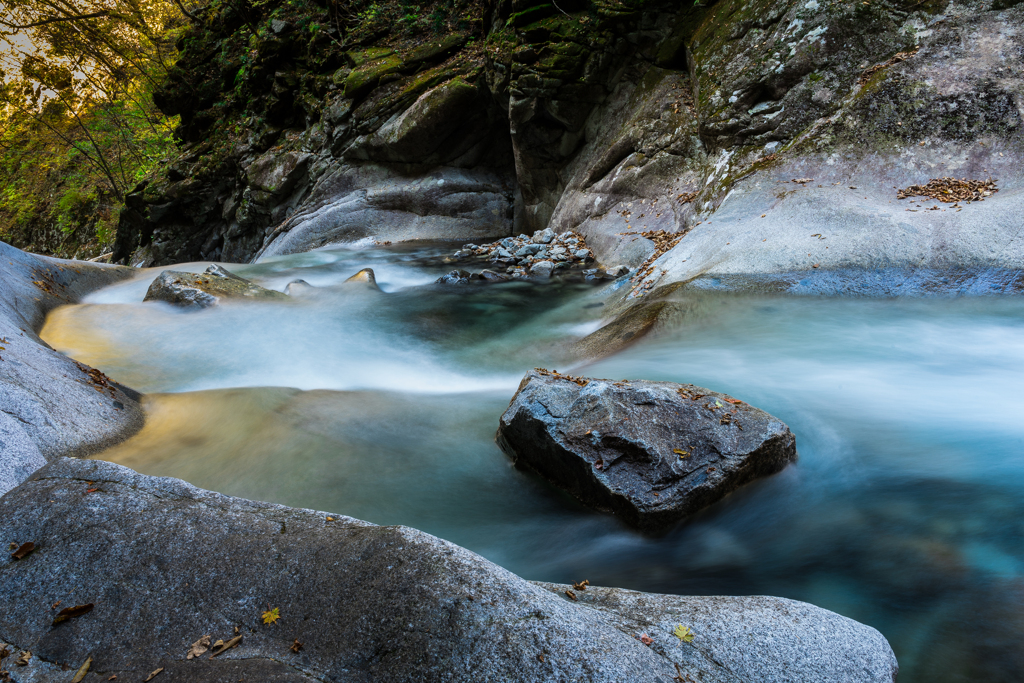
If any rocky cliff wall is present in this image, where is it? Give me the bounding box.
[114,0,1024,291]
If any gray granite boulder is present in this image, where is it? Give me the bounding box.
[143,265,288,309]
[534,583,898,683]
[496,370,797,530]
[0,458,895,682]
[0,242,144,496]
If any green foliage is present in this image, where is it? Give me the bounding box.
[0,0,186,257]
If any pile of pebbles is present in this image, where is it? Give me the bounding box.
[436,228,630,284]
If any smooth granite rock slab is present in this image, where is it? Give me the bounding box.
[534,583,899,683]
[497,369,797,530]
[0,458,698,682]
[0,242,144,495]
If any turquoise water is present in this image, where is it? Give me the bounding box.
[42,244,1024,682]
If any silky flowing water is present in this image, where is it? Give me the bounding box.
[41,243,1024,683]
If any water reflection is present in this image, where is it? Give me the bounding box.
[40,243,1024,683]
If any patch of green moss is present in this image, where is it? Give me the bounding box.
[347,47,396,68]
[344,54,406,99]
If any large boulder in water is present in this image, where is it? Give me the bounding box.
[0,457,896,682]
[144,264,287,309]
[496,370,796,530]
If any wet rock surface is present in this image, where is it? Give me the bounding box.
[0,457,895,683]
[497,369,797,530]
[0,242,144,496]
[143,265,288,309]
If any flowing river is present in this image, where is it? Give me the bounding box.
[41,243,1024,683]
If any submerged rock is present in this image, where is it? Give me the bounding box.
[0,457,895,682]
[436,269,472,284]
[284,278,314,296]
[144,265,287,309]
[496,370,797,530]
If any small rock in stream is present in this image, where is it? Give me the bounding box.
[143,265,287,309]
[436,269,472,284]
[496,370,797,531]
[532,228,556,244]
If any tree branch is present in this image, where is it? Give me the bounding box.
[3,11,109,30]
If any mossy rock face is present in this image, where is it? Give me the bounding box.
[346,47,396,68]
[687,0,917,149]
[404,32,469,65]
[344,54,406,99]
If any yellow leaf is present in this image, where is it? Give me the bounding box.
[673,624,694,642]
[673,449,689,458]
[262,607,281,625]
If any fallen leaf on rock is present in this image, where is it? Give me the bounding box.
[108,676,117,681]
[572,579,589,591]
[209,635,242,658]
[53,603,94,625]
[674,662,695,682]
[673,449,689,458]
[0,645,9,659]
[291,638,303,653]
[70,656,92,683]
[262,607,281,625]
[639,633,653,645]
[11,541,34,560]
[537,653,545,663]
[724,398,743,404]
[673,624,695,642]
[564,589,578,601]
[143,667,163,681]
[14,651,30,666]
[187,634,211,659]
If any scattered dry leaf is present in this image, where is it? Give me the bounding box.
[14,651,30,666]
[187,634,211,660]
[262,607,281,625]
[859,48,918,85]
[143,667,163,681]
[53,603,94,625]
[639,633,654,645]
[290,639,303,653]
[674,662,695,682]
[70,656,92,683]
[673,448,690,458]
[572,579,589,591]
[209,634,242,658]
[10,542,34,560]
[564,589,577,601]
